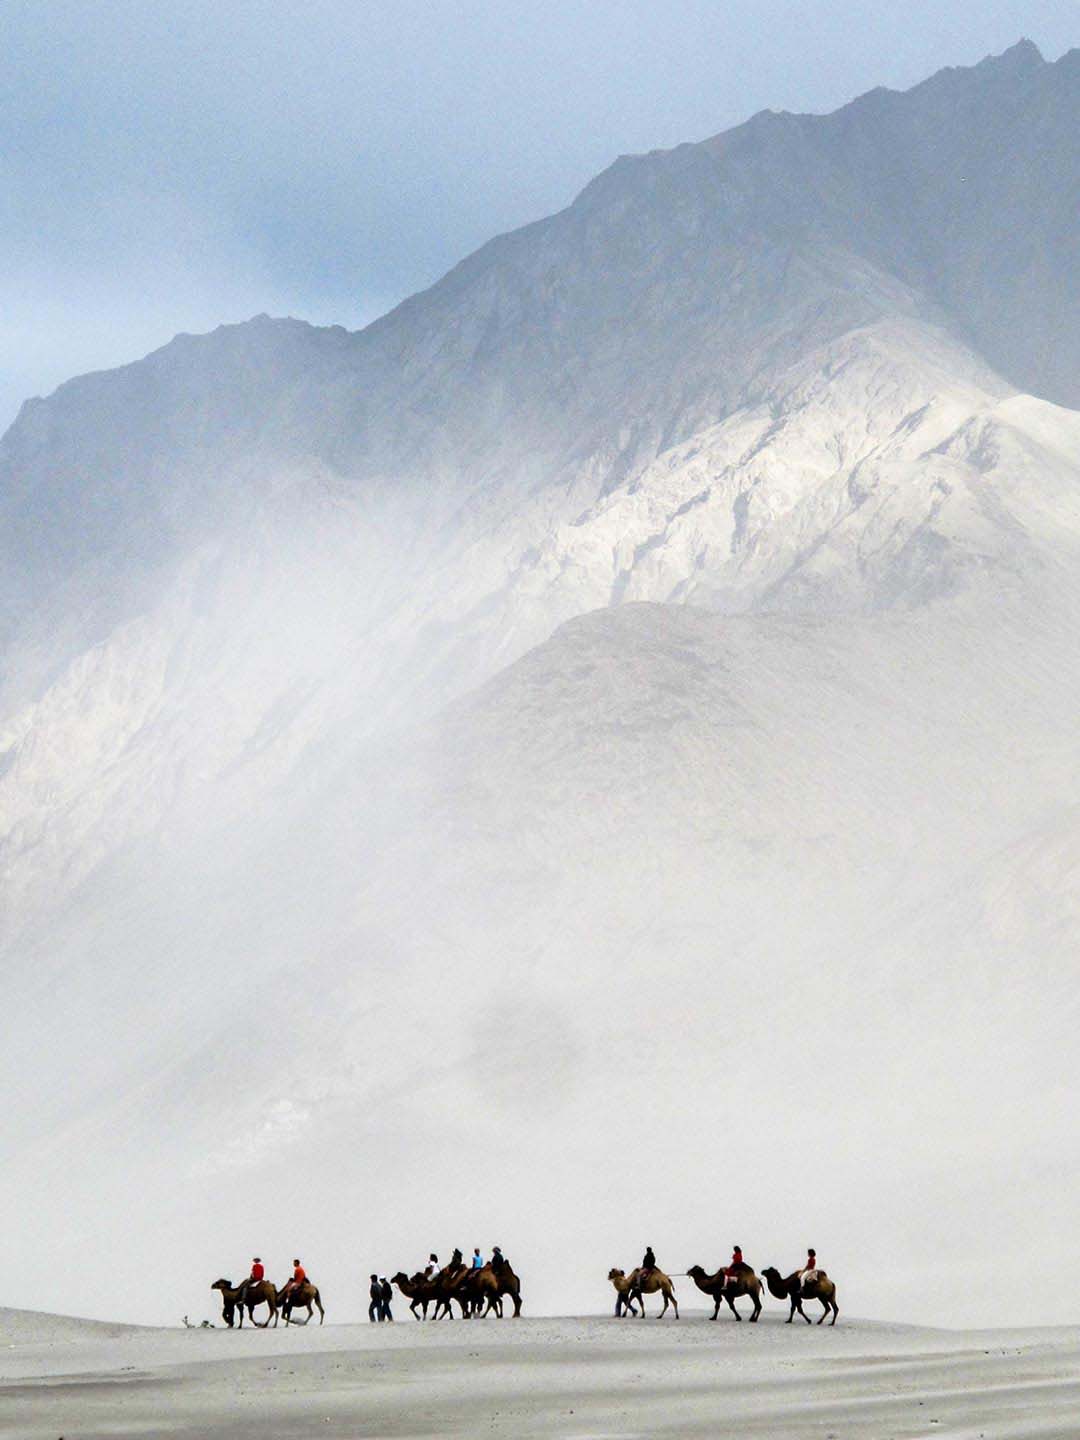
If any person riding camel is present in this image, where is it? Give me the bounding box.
[471,1248,485,1270]
[641,1246,657,1275]
[283,1258,307,1301]
[450,1248,464,1270]
[240,1256,264,1302]
[799,1248,819,1286]
[491,1246,506,1273]
[424,1254,440,1282]
[724,1245,745,1280]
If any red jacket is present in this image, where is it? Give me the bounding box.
[293,1265,307,1285]
[251,1262,265,1283]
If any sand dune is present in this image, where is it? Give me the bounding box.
[3,1309,1079,1438]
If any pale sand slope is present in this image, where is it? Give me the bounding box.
[3,1311,1080,1439]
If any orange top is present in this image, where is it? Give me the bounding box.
[294,1265,306,1284]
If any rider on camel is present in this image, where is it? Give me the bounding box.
[799,1248,819,1286]
[724,1246,745,1281]
[641,1246,657,1276]
[239,1256,264,1303]
[283,1258,307,1301]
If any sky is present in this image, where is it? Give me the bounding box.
[2,0,1076,433]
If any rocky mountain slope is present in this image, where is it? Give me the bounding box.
[1,41,1079,1325]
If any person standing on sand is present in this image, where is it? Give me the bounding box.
[368,1274,382,1322]
[380,1277,394,1320]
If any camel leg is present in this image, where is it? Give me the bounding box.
[512,1292,522,1318]
[830,1298,839,1326]
[818,1299,830,1325]
[671,1289,679,1319]
[750,1290,761,1322]
[636,1291,646,1318]
[726,1292,741,1321]
[657,1291,668,1318]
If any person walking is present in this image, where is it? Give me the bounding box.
[379,1277,394,1321]
[368,1273,382,1322]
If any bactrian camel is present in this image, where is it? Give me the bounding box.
[276,1279,325,1325]
[211,1278,278,1328]
[761,1267,839,1325]
[686,1264,763,1321]
[608,1267,679,1318]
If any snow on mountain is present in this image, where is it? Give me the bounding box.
[1,42,1079,1326]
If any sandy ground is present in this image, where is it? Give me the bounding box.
[3,1306,1079,1439]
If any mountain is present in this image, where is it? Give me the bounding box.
[2,41,1079,1327]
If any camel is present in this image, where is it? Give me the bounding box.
[761,1267,839,1325]
[276,1279,325,1325]
[489,1259,523,1318]
[461,1261,523,1318]
[432,1264,472,1319]
[211,1278,279,1328]
[392,1271,439,1319]
[686,1264,763,1321]
[608,1267,679,1318]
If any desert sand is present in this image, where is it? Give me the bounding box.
[2,1306,1079,1438]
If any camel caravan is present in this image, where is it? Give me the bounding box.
[392,1247,522,1319]
[211,1247,520,1329]
[212,1258,325,1329]
[610,1247,839,1325]
[210,1244,838,1330]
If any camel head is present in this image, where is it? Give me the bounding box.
[686,1265,705,1278]
[761,1267,780,1281]
[607,1268,625,1281]
[390,1272,409,1286]
[211,1279,232,1292]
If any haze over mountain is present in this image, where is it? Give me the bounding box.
[2,41,1078,1327]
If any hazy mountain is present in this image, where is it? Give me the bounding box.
[2,41,1079,1326]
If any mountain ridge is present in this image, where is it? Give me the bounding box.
[2,42,1080,1325]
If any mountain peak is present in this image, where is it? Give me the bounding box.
[976,37,1044,73]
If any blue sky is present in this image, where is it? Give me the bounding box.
[2,0,1076,431]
